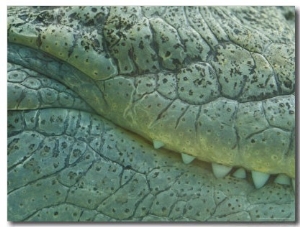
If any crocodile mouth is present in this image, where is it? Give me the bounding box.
[7,43,296,222]
[7,6,296,222]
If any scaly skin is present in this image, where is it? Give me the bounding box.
[7,6,296,222]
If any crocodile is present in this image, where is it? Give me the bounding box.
[7,6,296,222]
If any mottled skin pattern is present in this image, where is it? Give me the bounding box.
[7,6,295,222]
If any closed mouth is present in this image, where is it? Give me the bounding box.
[7,6,296,222]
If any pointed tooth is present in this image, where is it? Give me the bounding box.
[274,174,290,185]
[292,179,295,192]
[181,153,195,164]
[153,140,164,149]
[211,163,232,178]
[232,168,246,179]
[251,171,270,189]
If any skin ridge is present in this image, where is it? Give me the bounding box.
[7,6,295,178]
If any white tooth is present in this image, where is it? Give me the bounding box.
[274,174,290,185]
[251,171,270,189]
[292,179,295,192]
[232,168,246,179]
[211,163,232,178]
[181,153,195,164]
[153,140,164,149]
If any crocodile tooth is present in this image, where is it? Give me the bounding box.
[251,171,270,189]
[292,179,295,192]
[153,140,164,149]
[211,163,232,178]
[274,174,290,185]
[181,153,195,164]
[232,168,246,179]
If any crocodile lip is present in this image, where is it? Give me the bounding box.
[8,43,295,179]
[7,44,296,222]
[7,6,295,179]
[8,7,295,178]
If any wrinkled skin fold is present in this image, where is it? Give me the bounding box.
[7,6,296,222]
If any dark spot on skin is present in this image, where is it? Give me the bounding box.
[139,41,144,49]
[283,10,294,21]
[234,29,241,34]
[283,79,292,89]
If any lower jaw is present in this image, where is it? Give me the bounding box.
[8,108,296,222]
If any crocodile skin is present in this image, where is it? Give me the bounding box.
[7,6,296,222]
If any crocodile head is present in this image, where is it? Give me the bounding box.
[7,6,296,222]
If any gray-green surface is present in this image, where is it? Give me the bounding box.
[7,6,295,222]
